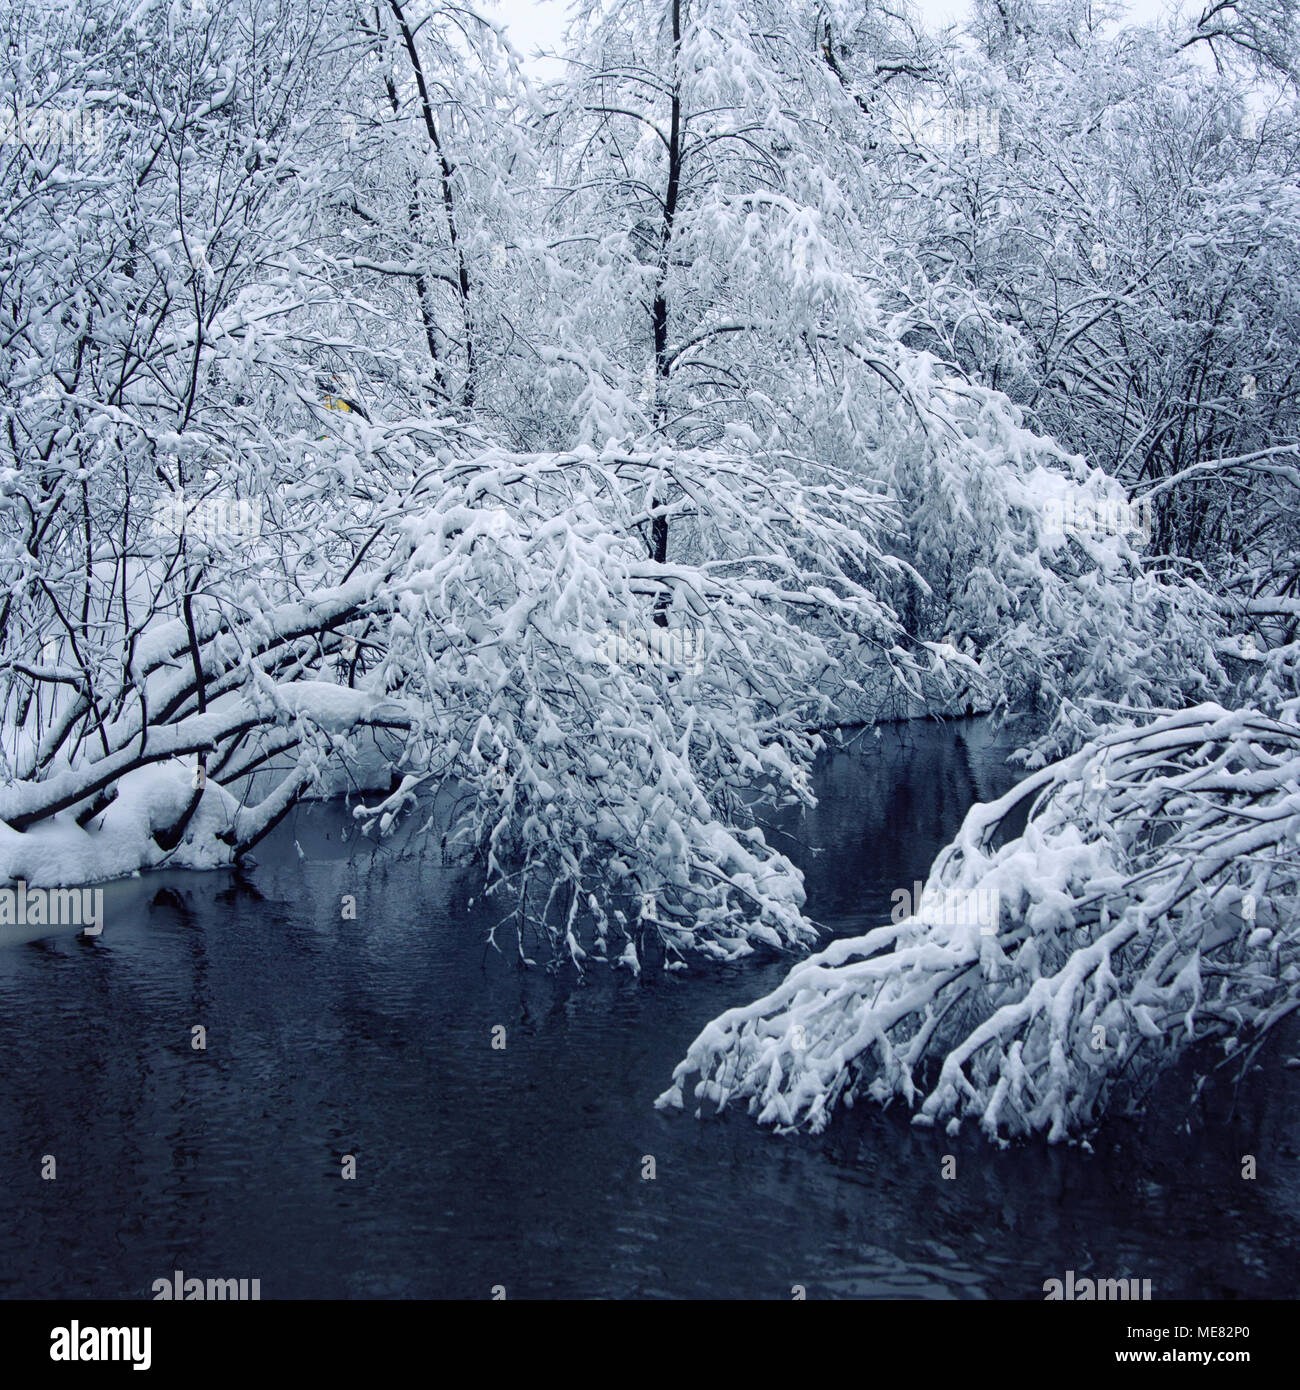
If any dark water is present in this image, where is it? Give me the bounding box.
[1,717,1297,1300]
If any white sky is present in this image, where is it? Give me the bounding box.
[491,0,1181,71]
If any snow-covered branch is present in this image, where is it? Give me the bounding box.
[660,702,1300,1140]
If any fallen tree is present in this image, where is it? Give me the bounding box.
[658,701,1300,1141]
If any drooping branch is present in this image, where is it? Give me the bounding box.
[661,702,1300,1141]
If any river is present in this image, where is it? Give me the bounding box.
[1,716,1296,1298]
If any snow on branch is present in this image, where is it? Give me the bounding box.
[659,701,1300,1141]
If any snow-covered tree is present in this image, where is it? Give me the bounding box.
[661,700,1300,1140]
[1,0,929,965]
[892,0,1300,660]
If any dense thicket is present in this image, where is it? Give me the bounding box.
[2,0,1297,1132]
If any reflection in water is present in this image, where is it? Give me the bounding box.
[0,718,1296,1299]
